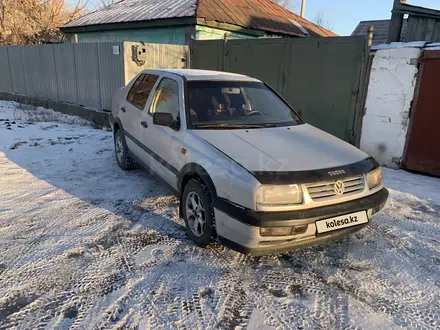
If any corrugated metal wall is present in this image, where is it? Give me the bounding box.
[74,43,102,108]
[189,40,224,71]
[8,46,27,95]
[0,47,12,92]
[191,37,369,143]
[21,46,43,98]
[406,16,440,42]
[0,42,189,111]
[41,46,59,102]
[98,43,125,110]
[0,42,124,110]
[54,44,78,104]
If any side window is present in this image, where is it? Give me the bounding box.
[126,74,144,104]
[126,74,158,110]
[149,78,180,120]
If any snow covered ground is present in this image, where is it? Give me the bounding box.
[0,101,439,330]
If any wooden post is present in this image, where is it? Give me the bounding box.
[368,25,374,47]
[223,32,229,72]
[188,35,194,69]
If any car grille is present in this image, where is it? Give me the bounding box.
[306,175,365,201]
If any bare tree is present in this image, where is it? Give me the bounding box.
[0,0,5,42]
[0,0,87,45]
[314,11,333,30]
[100,0,117,8]
[271,0,291,9]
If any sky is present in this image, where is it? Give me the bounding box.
[81,0,440,36]
[290,0,440,35]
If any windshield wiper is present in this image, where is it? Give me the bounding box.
[253,123,279,128]
[194,123,283,129]
[194,123,259,129]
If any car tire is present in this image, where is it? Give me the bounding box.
[182,179,215,247]
[114,129,135,170]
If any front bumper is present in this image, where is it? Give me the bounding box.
[215,187,389,255]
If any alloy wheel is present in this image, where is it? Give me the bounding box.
[116,136,124,164]
[185,191,206,237]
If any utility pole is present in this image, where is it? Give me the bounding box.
[300,0,306,17]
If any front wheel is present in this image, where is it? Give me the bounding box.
[182,179,215,247]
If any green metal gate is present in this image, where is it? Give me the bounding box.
[190,37,369,143]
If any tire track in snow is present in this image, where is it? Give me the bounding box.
[282,210,440,329]
[0,156,133,329]
[1,103,440,329]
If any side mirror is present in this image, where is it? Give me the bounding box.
[153,112,180,130]
[153,112,173,126]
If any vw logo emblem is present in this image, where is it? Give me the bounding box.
[334,180,345,195]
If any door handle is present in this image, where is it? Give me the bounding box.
[141,121,148,128]
[120,107,126,112]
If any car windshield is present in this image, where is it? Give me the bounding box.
[186,81,302,129]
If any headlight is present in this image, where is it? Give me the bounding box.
[256,185,303,207]
[366,168,383,189]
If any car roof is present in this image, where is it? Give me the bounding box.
[143,69,261,82]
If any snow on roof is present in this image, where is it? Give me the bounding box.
[424,42,440,50]
[371,41,440,51]
[370,41,435,51]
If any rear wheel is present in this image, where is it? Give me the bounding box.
[114,129,135,170]
[182,179,215,247]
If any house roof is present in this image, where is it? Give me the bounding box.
[196,0,336,37]
[63,0,197,28]
[62,0,336,38]
[351,19,408,45]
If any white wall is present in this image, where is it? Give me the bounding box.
[360,47,422,168]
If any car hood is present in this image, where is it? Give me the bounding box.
[192,124,368,172]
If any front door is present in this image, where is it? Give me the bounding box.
[142,76,184,190]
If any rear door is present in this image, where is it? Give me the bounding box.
[121,73,159,164]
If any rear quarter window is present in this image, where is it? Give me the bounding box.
[126,74,159,109]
